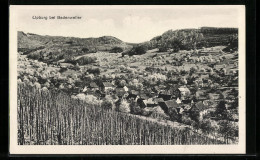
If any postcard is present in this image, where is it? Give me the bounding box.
[9,5,246,154]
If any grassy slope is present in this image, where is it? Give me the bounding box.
[18,27,238,62]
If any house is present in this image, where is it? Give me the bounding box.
[123,86,129,92]
[208,93,221,101]
[127,90,139,100]
[96,90,106,98]
[200,74,209,80]
[153,98,164,104]
[139,93,149,100]
[176,98,182,104]
[190,101,208,120]
[158,100,179,114]
[181,99,192,104]
[145,99,158,107]
[139,99,157,108]
[88,82,99,91]
[158,85,167,90]
[115,87,127,98]
[81,86,88,93]
[158,100,183,120]
[158,91,172,101]
[225,69,235,76]
[177,86,191,100]
[102,82,114,92]
[196,90,208,102]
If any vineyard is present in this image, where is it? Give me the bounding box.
[18,84,225,145]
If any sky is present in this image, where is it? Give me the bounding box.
[13,5,243,43]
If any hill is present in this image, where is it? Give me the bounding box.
[148,27,238,51]
[124,27,238,56]
[18,27,238,62]
[18,31,132,63]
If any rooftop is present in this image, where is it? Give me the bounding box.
[103,82,113,87]
[178,87,190,92]
[89,82,98,88]
[164,100,179,109]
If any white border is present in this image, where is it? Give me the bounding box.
[9,5,246,154]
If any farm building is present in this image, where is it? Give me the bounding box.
[158,100,179,114]
[158,91,172,101]
[177,86,191,100]
[139,93,149,100]
[88,82,99,91]
[102,82,114,92]
[153,98,164,104]
[127,90,139,100]
[139,99,157,108]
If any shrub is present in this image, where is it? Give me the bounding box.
[64,55,76,64]
[87,68,100,75]
[101,99,113,110]
[130,100,142,115]
[127,45,148,56]
[27,52,41,60]
[82,47,89,53]
[76,56,97,65]
[110,47,123,53]
[181,115,194,125]
[158,46,168,52]
[116,99,130,113]
[59,68,67,73]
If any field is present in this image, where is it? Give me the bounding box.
[18,84,225,145]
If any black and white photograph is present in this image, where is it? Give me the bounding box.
[9,5,246,154]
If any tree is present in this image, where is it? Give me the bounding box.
[218,120,238,143]
[215,100,228,119]
[200,119,213,135]
[191,121,201,132]
[82,47,89,53]
[190,109,200,122]
[230,98,238,110]
[181,115,194,125]
[101,99,113,110]
[189,67,197,75]
[118,100,130,113]
[168,107,180,121]
[127,45,148,56]
[129,100,142,115]
[87,68,100,75]
[170,39,182,52]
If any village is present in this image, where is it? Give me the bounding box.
[17,44,239,141]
